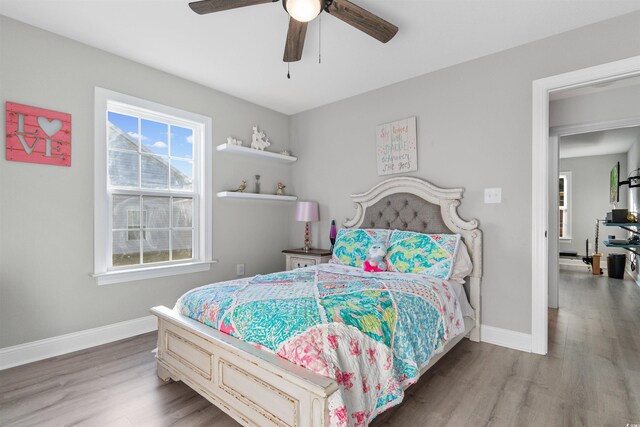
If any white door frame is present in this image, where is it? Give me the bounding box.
[548,134,560,310]
[531,55,640,355]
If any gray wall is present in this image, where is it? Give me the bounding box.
[558,153,628,257]
[0,17,293,348]
[2,11,640,346]
[289,11,640,334]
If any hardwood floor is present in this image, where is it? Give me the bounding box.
[1,271,638,426]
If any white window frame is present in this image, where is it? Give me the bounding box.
[559,171,572,241]
[93,87,213,285]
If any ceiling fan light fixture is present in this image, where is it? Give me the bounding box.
[283,0,322,23]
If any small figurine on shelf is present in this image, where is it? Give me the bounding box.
[227,137,243,146]
[250,125,271,150]
[280,150,291,156]
[233,180,247,192]
[275,182,286,196]
[255,175,261,193]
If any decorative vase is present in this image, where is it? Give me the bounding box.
[255,175,261,194]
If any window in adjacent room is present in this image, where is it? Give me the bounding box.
[559,172,571,240]
[94,88,212,285]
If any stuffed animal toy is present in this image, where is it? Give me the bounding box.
[363,241,388,272]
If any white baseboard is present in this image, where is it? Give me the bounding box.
[481,325,532,353]
[0,315,157,371]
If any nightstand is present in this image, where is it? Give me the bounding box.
[282,248,332,271]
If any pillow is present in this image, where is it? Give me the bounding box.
[386,230,461,279]
[331,229,392,268]
[450,241,473,284]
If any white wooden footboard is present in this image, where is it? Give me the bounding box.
[151,306,338,427]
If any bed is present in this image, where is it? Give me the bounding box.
[150,176,482,427]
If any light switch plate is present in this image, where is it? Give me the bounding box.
[236,264,245,276]
[484,188,502,204]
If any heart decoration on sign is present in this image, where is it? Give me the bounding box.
[37,116,63,137]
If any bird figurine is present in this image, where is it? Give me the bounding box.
[233,180,247,192]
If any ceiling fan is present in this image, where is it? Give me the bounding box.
[189,0,398,62]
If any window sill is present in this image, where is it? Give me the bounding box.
[93,260,217,285]
[559,237,572,243]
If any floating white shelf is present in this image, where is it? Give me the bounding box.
[216,191,298,201]
[216,143,297,163]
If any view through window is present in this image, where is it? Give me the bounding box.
[107,107,198,268]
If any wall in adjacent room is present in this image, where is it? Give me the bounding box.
[627,136,640,281]
[0,16,293,348]
[558,153,628,257]
[288,11,640,334]
[550,83,640,128]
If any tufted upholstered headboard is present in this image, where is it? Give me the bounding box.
[358,192,450,233]
[343,177,482,342]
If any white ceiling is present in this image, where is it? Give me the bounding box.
[2,0,640,115]
[560,126,640,159]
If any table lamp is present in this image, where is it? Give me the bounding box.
[295,201,319,251]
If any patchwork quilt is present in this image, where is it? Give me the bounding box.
[176,263,466,426]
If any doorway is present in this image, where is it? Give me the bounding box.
[531,55,640,355]
[548,123,640,310]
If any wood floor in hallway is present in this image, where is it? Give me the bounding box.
[1,271,639,426]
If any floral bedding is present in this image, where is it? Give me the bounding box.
[176,263,466,427]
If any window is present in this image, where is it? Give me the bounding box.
[559,172,571,240]
[94,88,212,285]
[127,209,147,241]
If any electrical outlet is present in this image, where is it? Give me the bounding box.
[236,264,245,276]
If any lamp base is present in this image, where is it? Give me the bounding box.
[303,222,312,251]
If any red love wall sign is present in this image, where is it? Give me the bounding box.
[5,102,71,167]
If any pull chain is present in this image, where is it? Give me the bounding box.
[319,13,322,64]
[287,62,290,79]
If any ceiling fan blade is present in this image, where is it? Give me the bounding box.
[283,18,308,62]
[189,0,274,15]
[328,0,398,43]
